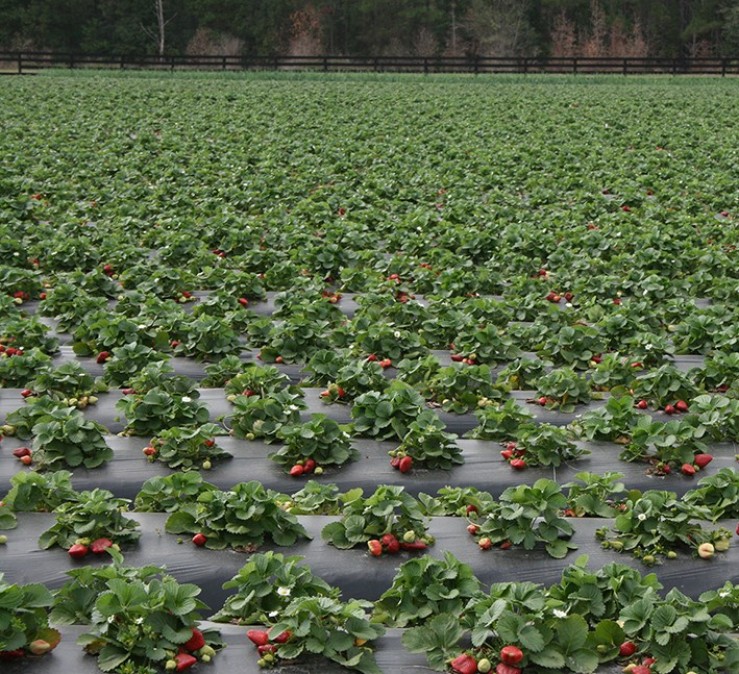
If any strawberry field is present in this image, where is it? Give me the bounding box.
[0,72,738,674]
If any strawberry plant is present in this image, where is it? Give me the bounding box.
[0,574,60,661]
[0,470,78,530]
[0,346,53,388]
[271,415,358,475]
[510,423,589,469]
[164,480,310,549]
[473,479,577,558]
[328,357,389,400]
[542,324,608,370]
[278,480,353,515]
[261,314,332,363]
[597,490,732,565]
[684,468,739,520]
[72,310,170,357]
[451,324,520,365]
[496,357,551,390]
[51,553,174,625]
[211,551,340,624]
[38,488,140,552]
[171,314,242,361]
[681,394,739,443]
[572,395,642,443]
[467,398,535,441]
[563,472,628,518]
[417,485,495,518]
[27,361,107,406]
[391,410,463,471]
[303,348,344,386]
[533,366,592,411]
[351,321,427,361]
[588,352,640,391]
[101,343,170,388]
[0,315,59,354]
[38,282,107,331]
[373,552,481,627]
[200,354,247,387]
[145,423,230,471]
[134,473,217,513]
[619,416,706,472]
[627,364,701,410]
[259,596,385,673]
[30,404,112,469]
[350,381,427,440]
[422,363,506,413]
[77,576,223,674]
[116,387,209,436]
[692,351,739,392]
[223,363,292,398]
[321,485,432,553]
[228,389,306,442]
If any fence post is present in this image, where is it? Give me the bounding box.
[522,58,528,75]
[573,58,577,75]
[474,55,479,75]
[721,58,727,77]
[623,58,627,76]
[17,52,22,75]
[222,55,226,70]
[323,56,328,72]
[69,53,75,69]
[423,57,428,75]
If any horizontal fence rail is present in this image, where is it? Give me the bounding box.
[1,51,738,76]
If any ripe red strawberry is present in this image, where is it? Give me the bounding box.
[450,653,478,674]
[90,537,113,554]
[613,297,622,305]
[398,455,413,473]
[336,387,346,398]
[500,540,512,550]
[96,351,111,364]
[39,292,46,300]
[500,449,514,460]
[103,264,114,275]
[466,504,478,515]
[20,389,34,398]
[367,353,378,362]
[192,533,207,547]
[289,464,304,477]
[399,540,428,552]
[0,649,26,661]
[257,644,277,656]
[641,657,656,667]
[500,645,524,665]
[303,458,316,473]
[694,453,713,469]
[271,630,292,644]
[537,396,548,406]
[238,297,249,307]
[636,399,649,409]
[467,524,480,535]
[203,438,215,447]
[619,641,637,657]
[175,652,197,671]
[379,358,392,369]
[247,629,269,647]
[510,458,527,470]
[367,539,382,557]
[630,666,651,674]
[664,404,676,415]
[142,446,156,457]
[675,400,689,413]
[451,354,464,362]
[68,543,89,559]
[382,534,400,554]
[275,356,284,364]
[478,537,492,550]
[19,454,32,465]
[121,388,136,395]
[735,522,739,536]
[680,463,696,476]
[390,456,401,469]
[12,447,31,458]
[495,664,522,674]
[183,628,206,652]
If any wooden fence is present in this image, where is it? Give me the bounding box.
[2,51,739,76]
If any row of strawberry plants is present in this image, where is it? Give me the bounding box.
[3,542,738,674]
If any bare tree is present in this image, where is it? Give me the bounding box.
[141,0,176,56]
[463,0,536,57]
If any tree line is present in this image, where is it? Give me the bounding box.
[1,1,738,59]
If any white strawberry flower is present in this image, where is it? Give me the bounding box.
[394,331,401,338]
[181,396,192,403]
[552,609,568,619]
[277,586,291,597]
[638,513,647,521]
